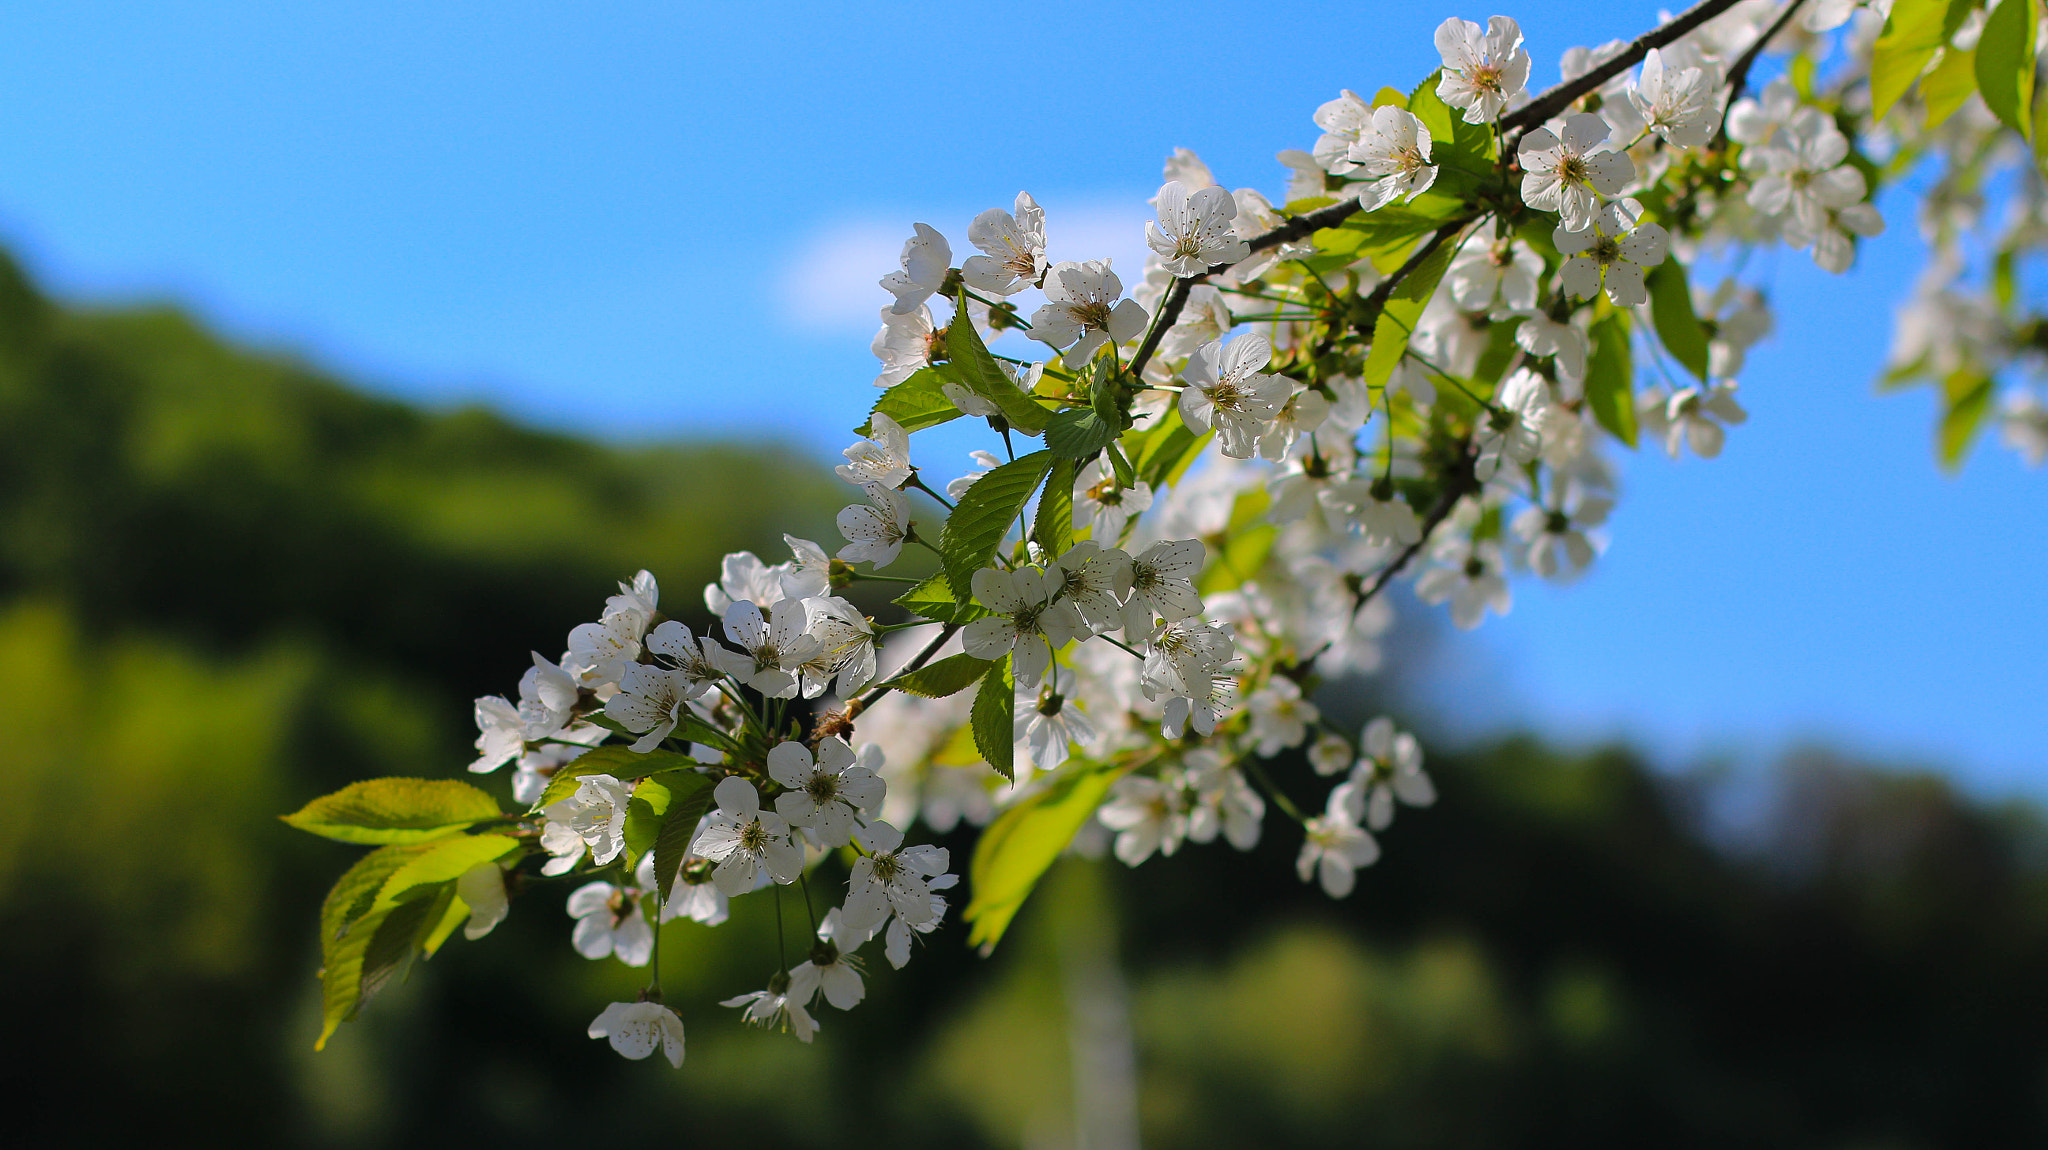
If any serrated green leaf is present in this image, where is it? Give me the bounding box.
[283,778,503,845]
[963,761,1129,953]
[947,288,1052,434]
[938,450,1053,598]
[1035,456,1076,554]
[1647,258,1711,382]
[1371,86,1408,109]
[1871,0,1957,121]
[860,367,961,437]
[888,652,997,698]
[1939,369,1995,469]
[1977,0,2040,139]
[970,655,1014,782]
[532,746,701,810]
[1921,45,1979,128]
[893,571,990,624]
[1045,407,1123,459]
[1586,312,1638,447]
[418,884,470,959]
[650,772,717,904]
[322,843,433,948]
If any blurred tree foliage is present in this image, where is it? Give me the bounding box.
[2,251,2046,1146]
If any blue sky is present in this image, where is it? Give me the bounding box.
[0,2,2041,793]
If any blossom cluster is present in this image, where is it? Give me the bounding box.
[291,0,2042,1068]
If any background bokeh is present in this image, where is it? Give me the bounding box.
[1,3,2045,1146]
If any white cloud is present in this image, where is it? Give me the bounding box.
[779,197,1153,335]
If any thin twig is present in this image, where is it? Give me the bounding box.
[1500,0,1751,140]
[1715,0,1810,144]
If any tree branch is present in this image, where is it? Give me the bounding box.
[1715,0,1809,143]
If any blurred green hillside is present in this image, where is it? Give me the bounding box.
[4,252,2048,1148]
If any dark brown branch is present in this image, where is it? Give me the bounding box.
[821,621,961,738]
[1500,0,1750,138]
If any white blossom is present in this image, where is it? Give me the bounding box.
[962,565,1088,688]
[1072,459,1154,543]
[1346,106,1439,210]
[722,980,818,1042]
[693,776,804,896]
[456,861,509,941]
[798,595,879,698]
[1435,16,1532,124]
[1639,381,1748,459]
[567,879,654,965]
[1098,773,1188,866]
[1628,48,1724,148]
[1556,202,1671,307]
[880,222,951,315]
[1518,112,1636,233]
[1032,260,1150,368]
[1123,539,1205,632]
[1297,804,1380,898]
[1474,368,1551,481]
[1148,181,1250,276]
[1248,676,1319,757]
[1180,333,1291,459]
[836,483,912,568]
[843,820,952,933]
[588,1001,685,1067]
[872,305,939,388]
[1415,536,1512,629]
[836,412,913,489]
[961,191,1048,295]
[768,736,884,847]
[722,599,823,699]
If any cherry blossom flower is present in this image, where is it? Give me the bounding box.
[722,599,823,699]
[836,412,913,489]
[1340,716,1435,831]
[1416,535,1512,629]
[1474,368,1551,481]
[962,191,1048,295]
[704,549,787,614]
[1072,459,1154,543]
[872,305,939,388]
[1122,538,1205,632]
[880,222,951,316]
[1512,486,1613,580]
[588,1001,685,1067]
[1447,232,1541,312]
[1518,112,1635,233]
[1180,333,1292,459]
[1434,15,1531,124]
[1158,283,1236,361]
[1639,382,1748,459]
[842,820,951,933]
[567,879,654,965]
[836,483,911,568]
[722,977,819,1042]
[2001,392,2048,466]
[1744,108,1864,239]
[962,565,1087,688]
[798,595,878,698]
[1032,260,1149,368]
[694,776,804,896]
[1311,88,1374,175]
[1053,540,1134,634]
[606,662,702,752]
[1184,750,1264,851]
[1098,772,1189,866]
[1556,203,1670,307]
[1248,676,1319,756]
[1513,312,1589,386]
[789,946,866,1012]
[1346,106,1439,211]
[1628,48,1723,148]
[768,736,884,847]
[1148,181,1250,277]
[1297,804,1380,898]
[542,773,633,870]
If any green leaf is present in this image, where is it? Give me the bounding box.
[1938,369,1995,469]
[1921,45,1979,128]
[860,367,961,436]
[893,571,990,624]
[938,449,1053,598]
[375,833,520,910]
[283,778,503,845]
[946,288,1052,434]
[651,772,717,904]
[1044,407,1123,459]
[1586,312,1638,448]
[621,775,673,867]
[970,655,1014,782]
[1034,455,1076,554]
[532,746,701,810]
[1871,0,1958,121]
[963,761,1129,953]
[1977,0,2040,139]
[1407,69,1497,175]
[315,842,449,1050]
[1646,258,1711,382]
[1473,316,1522,387]
[888,651,997,698]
